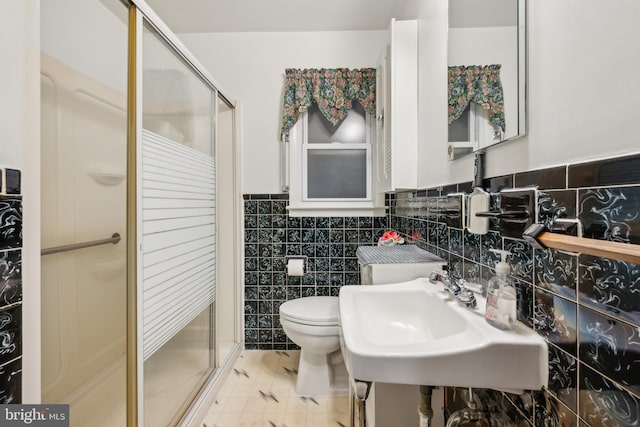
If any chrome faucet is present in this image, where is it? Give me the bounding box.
[429,270,477,308]
[429,270,461,296]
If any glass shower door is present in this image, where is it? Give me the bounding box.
[40,1,128,426]
[139,20,216,427]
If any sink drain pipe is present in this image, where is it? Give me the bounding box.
[350,379,372,427]
[445,388,490,427]
[418,385,435,427]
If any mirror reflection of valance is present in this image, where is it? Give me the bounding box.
[280,68,376,138]
[448,65,505,132]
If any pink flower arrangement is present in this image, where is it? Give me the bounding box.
[378,230,404,246]
[407,230,422,243]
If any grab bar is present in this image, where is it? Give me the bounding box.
[41,233,121,256]
[524,223,640,265]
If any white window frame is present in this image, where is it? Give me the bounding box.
[285,108,386,217]
[448,103,504,156]
[301,109,373,202]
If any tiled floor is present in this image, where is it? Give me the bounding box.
[202,350,350,427]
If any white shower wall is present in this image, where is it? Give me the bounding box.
[40,0,128,95]
[40,53,127,415]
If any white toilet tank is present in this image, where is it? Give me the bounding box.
[356,245,446,285]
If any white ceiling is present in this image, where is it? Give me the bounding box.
[143,0,409,33]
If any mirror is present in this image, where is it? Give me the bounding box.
[447,0,526,160]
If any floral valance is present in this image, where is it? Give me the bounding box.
[280,68,376,138]
[448,65,505,132]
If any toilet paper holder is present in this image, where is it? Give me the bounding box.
[285,255,307,275]
[285,255,307,262]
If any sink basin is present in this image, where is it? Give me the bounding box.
[338,277,548,392]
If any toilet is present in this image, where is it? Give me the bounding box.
[279,296,348,397]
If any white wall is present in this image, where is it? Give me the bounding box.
[419,0,640,187]
[525,0,640,168]
[1,1,35,168]
[0,0,41,402]
[183,0,640,193]
[179,31,387,194]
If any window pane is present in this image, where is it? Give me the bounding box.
[307,149,367,198]
[308,102,366,144]
[448,105,471,142]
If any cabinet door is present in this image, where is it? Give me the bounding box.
[375,18,418,193]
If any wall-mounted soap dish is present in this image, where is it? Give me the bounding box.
[86,166,126,186]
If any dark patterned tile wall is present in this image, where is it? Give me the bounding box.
[243,194,387,350]
[0,167,22,404]
[387,153,640,426]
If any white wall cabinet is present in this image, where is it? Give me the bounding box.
[376,19,419,193]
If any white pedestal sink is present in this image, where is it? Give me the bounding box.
[338,277,547,393]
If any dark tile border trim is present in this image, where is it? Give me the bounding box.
[568,153,640,188]
[515,166,566,190]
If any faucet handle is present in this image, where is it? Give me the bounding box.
[456,288,477,308]
[428,270,446,284]
[442,265,450,275]
[460,281,484,294]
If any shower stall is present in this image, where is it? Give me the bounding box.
[39,1,241,425]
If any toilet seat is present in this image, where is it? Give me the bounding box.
[279,296,339,326]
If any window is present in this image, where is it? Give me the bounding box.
[286,102,385,216]
[448,103,478,145]
[303,102,371,200]
[448,103,503,159]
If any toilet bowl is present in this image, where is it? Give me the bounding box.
[279,296,348,397]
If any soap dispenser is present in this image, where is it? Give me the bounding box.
[485,249,517,330]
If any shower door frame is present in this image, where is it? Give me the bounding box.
[126,1,241,425]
